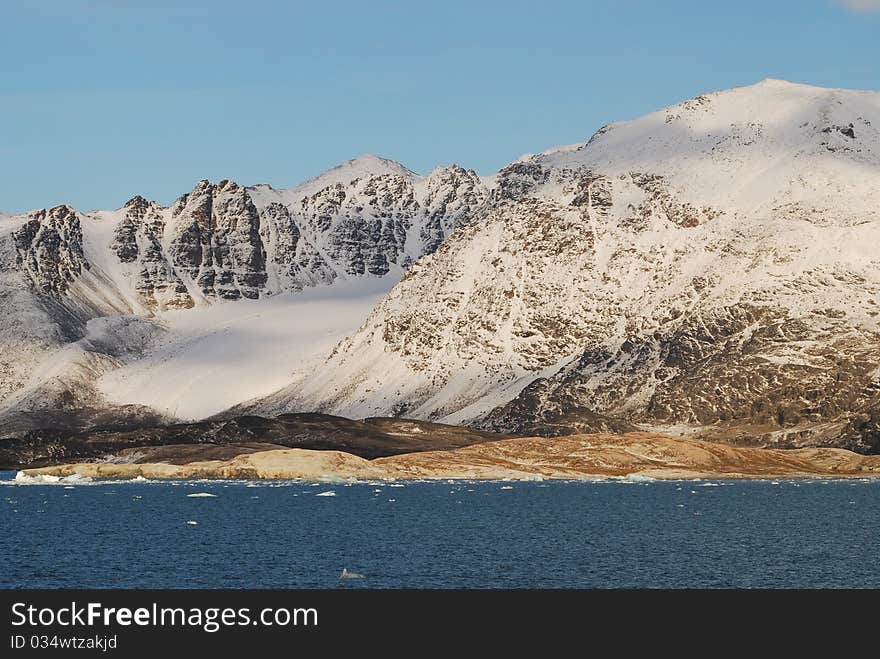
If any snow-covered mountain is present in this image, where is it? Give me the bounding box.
[4,79,880,452]
[247,79,880,451]
[0,155,488,431]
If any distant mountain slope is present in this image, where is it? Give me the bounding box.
[249,80,880,451]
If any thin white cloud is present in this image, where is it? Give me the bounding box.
[840,0,880,12]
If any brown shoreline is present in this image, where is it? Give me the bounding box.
[19,432,880,482]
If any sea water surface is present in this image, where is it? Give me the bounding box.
[2,471,879,588]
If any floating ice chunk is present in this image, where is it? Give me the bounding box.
[315,491,336,497]
[14,472,59,484]
[186,493,217,498]
[185,520,199,525]
[13,472,91,485]
[340,568,365,579]
[500,486,514,490]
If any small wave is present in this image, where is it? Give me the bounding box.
[185,520,199,526]
[625,474,656,483]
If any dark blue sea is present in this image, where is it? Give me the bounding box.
[2,471,879,588]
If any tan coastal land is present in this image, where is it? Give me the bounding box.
[21,432,880,481]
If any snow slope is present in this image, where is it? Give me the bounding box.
[96,278,390,420]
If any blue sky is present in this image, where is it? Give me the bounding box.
[1,0,878,213]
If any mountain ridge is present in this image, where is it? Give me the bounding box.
[2,79,879,453]
[0,152,489,432]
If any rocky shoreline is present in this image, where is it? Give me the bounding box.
[19,432,880,482]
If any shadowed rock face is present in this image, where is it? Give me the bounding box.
[169,179,268,301]
[304,175,414,277]
[13,205,87,297]
[113,196,193,309]
[483,305,880,453]
[0,413,512,469]
[82,166,489,310]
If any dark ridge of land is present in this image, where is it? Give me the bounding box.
[0,413,514,469]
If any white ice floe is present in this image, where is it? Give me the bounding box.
[185,520,199,525]
[340,568,365,579]
[186,493,217,498]
[315,491,336,497]
[12,472,94,485]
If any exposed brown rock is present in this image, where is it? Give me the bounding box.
[22,432,880,481]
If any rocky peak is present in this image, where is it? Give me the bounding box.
[166,179,267,301]
[419,165,489,252]
[12,205,88,297]
[123,195,150,212]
